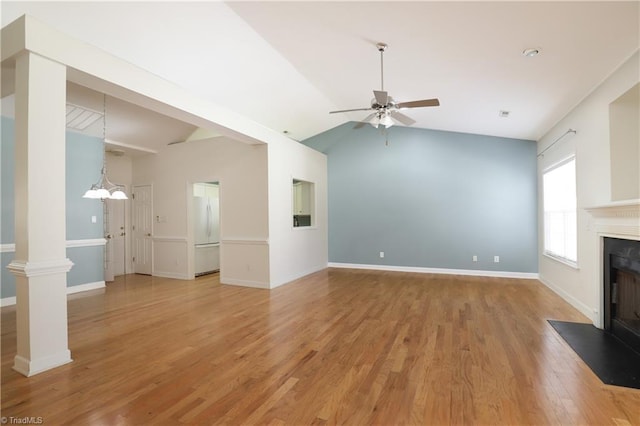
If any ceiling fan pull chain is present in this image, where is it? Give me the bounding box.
[380,127,389,146]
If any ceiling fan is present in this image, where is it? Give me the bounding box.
[329,42,440,129]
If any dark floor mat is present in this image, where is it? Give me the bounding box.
[548,320,640,389]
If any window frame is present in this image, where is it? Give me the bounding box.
[542,155,578,268]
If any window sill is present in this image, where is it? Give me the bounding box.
[292,226,317,231]
[543,252,579,270]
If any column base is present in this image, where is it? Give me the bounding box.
[13,351,72,377]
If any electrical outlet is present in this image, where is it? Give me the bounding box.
[494,256,500,263]
[380,251,385,258]
[472,255,478,262]
[91,215,97,223]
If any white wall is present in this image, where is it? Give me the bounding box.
[133,137,270,285]
[267,137,328,288]
[537,51,639,323]
[132,135,328,289]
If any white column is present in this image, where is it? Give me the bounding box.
[7,52,73,376]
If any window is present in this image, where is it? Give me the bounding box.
[543,157,577,265]
[292,179,314,227]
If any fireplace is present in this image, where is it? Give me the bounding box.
[603,237,640,354]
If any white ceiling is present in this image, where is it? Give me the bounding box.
[1,1,639,154]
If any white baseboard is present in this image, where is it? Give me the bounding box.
[153,271,190,280]
[67,281,106,294]
[220,276,269,289]
[1,297,16,307]
[1,281,105,307]
[328,262,539,280]
[538,275,596,324]
[271,264,328,289]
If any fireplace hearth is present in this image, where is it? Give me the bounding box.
[604,237,640,354]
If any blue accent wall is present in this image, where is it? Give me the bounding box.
[67,246,104,287]
[1,116,104,299]
[1,252,15,299]
[66,131,105,240]
[303,122,538,273]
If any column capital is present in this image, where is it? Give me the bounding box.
[7,258,74,278]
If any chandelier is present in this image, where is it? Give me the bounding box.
[83,95,128,201]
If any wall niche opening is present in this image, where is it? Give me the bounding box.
[292,179,314,228]
[609,82,640,201]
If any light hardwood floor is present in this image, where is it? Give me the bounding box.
[2,269,639,425]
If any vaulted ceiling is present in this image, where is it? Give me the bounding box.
[1,1,638,154]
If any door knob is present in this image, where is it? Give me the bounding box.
[146,233,152,237]
[105,234,112,239]
[120,232,126,236]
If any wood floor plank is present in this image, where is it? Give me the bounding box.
[2,269,640,425]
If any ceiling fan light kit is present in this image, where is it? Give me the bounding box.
[329,42,440,131]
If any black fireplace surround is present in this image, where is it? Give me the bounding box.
[603,237,640,354]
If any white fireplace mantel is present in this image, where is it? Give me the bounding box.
[585,199,640,218]
[585,199,640,238]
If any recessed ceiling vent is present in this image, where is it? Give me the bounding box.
[522,48,541,57]
[106,148,125,157]
[499,110,510,118]
[66,103,103,130]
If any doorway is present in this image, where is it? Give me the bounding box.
[193,182,220,276]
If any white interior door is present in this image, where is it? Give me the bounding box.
[104,201,115,282]
[106,193,127,276]
[132,184,152,275]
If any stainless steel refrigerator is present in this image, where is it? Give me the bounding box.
[194,196,220,275]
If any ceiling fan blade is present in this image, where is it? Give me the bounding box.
[329,107,373,114]
[354,113,377,128]
[390,111,416,126]
[396,98,440,109]
[373,90,388,105]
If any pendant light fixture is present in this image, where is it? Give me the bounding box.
[83,95,128,201]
